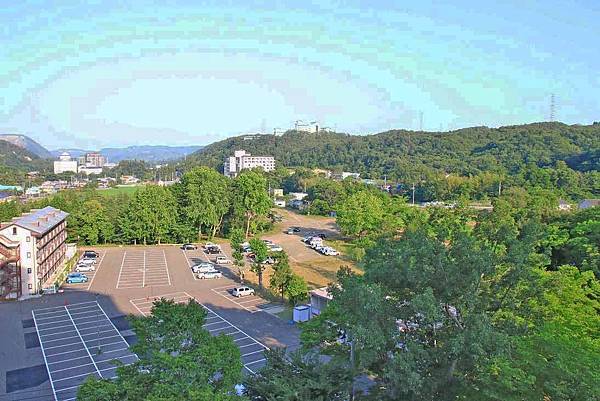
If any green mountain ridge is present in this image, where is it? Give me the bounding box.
[189,122,600,179]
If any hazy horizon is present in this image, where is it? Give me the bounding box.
[2,1,598,149]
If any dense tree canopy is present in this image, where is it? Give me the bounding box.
[78,299,244,401]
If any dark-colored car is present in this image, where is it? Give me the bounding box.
[204,247,221,254]
[181,243,198,250]
[315,233,327,239]
[83,250,98,259]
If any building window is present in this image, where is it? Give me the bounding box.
[12,227,17,235]
[26,236,31,242]
[28,284,32,290]
[27,252,31,258]
[27,268,32,274]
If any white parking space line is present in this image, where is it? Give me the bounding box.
[115,251,128,289]
[210,287,269,313]
[85,251,106,291]
[130,291,268,373]
[33,301,137,401]
[117,250,171,289]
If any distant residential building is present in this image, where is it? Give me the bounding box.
[224,150,275,178]
[78,166,103,176]
[333,172,360,180]
[27,171,39,178]
[103,162,117,169]
[25,187,41,197]
[289,192,308,201]
[0,185,22,191]
[53,152,78,174]
[289,199,307,210]
[579,199,600,209]
[78,152,106,168]
[294,121,320,133]
[270,188,284,198]
[0,206,68,297]
[120,175,140,185]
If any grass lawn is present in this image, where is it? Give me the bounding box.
[96,185,143,197]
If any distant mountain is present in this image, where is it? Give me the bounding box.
[50,148,91,158]
[50,145,202,163]
[0,134,52,158]
[0,140,44,169]
[99,145,202,163]
[189,122,600,178]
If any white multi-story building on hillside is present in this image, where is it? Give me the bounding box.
[0,206,68,298]
[224,150,275,177]
[53,152,78,174]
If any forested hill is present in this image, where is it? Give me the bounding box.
[189,122,600,179]
[0,140,41,168]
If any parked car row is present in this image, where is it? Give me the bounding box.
[302,236,339,256]
[204,242,221,254]
[241,240,283,254]
[68,250,99,283]
[190,262,223,279]
[75,250,99,272]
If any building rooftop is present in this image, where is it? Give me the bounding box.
[310,287,333,300]
[4,206,68,236]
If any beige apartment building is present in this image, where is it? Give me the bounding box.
[0,206,68,298]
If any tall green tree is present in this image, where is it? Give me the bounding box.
[336,190,386,238]
[77,299,245,401]
[119,185,178,244]
[71,199,113,244]
[229,228,246,280]
[249,237,269,288]
[269,251,293,301]
[244,348,352,401]
[231,171,272,238]
[181,167,231,239]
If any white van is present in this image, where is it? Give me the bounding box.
[232,286,255,297]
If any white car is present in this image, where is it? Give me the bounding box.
[231,286,255,297]
[197,270,223,279]
[75,264,95,272]
[322,247,339,256]
[191,263,216,273]
[268,244,283,252]
[79,258,96,265]
[215,256,231,264]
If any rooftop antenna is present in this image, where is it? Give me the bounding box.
[549,93,556,121]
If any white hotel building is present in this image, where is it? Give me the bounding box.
[224,150,275,178]
[0,207,68,298]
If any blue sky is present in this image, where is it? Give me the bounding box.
[1,1,598,149]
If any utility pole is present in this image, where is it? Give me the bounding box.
[412,183,416,205]
[498,181,502,197]
[349,336,355,401]
[549,93,556,122]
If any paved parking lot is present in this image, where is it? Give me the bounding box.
[130,292,268,373]
[116,249,171,289]
[1,245,300,401]
[62,251,106,292]
[32,301,137,401]
[211,284,277,313]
